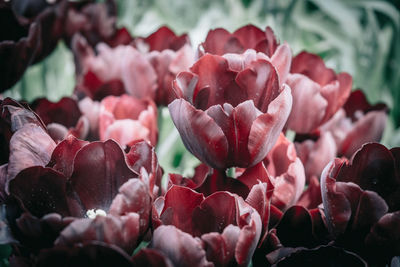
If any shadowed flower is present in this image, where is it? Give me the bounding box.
[0,4,41,90]
[320,143,400,264]
[3,137,161,257]
[169,53,292,169]
[31,97,89,142]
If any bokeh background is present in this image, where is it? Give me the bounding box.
[3,0,400,176]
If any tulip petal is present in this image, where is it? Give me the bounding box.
[285,73,328,133]
[69,140,137,216]
[169,99,228,169]
[248,84,292,165]
[152,225,212,267]
[48,135,89,178]
[9,166,70,217]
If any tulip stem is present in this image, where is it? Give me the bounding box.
[227,167,236,178]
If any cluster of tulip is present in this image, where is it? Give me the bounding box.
[0,0,397,266]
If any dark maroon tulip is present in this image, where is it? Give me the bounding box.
[365,211,400,262]
[286,51,352,133]
[152,186,262,266]
[318,144,400,265]
[133,26,194,106]
[267,245,367,266]
[64,0,132,49]
[335,143,400,212]
[73,34,157,100]
[125,140,163,197]
[98,94,158,147]
[321,158,389,239]
[132,248,173,267]
[5,138,157,254]
[0,0,71,90]
[36,241,134,267]
[199,25,292,83]
[0,5,40,90]
[169,53,292,169]
[252,204,330,266]
[31,97,90,141]
[167,163,249,198]
[320,90,388,158]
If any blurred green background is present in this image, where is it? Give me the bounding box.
[3,0,400,176]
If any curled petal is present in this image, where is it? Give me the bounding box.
[169,99,228,169]
[270,43,292,84]
[47,135,89,178]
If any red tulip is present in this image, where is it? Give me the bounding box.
[152,186,262,266]
[199,25,292,83]
[169,53,292,169]
[286,51,352,133]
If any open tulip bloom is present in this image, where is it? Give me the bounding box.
[0,17,397,266]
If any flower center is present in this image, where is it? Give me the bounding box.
[86,209,107,219]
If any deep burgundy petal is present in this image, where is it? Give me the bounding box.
[321,158,388,238]
[36,241,134,267]
[68,140,137,216]
[9,166,70,217]
[192,192,237,236]
[275,206,315,248]
[201,225,240,266]
[47,135,88,178]
[0,8,41,90]
[337,143,400,211]
[270,245,367,266]
[365,211,400,262]
[125,140,163,196]
[141,26,189,52]
[235,59,280,113]
[31,97,82,128]
[158,186,203,234]
[132,248,173,267]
